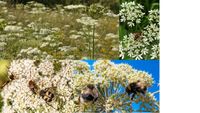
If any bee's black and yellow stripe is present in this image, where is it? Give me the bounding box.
[39,88,54,102]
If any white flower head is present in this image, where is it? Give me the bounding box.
[119,1,145,27]
[76,16,98,26]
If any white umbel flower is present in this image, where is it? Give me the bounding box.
[119,1,145,27]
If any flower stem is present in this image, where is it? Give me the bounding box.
[92,25,95,59]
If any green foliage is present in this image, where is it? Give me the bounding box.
[88,3,108,19]
[0,19,6,31]
[0,94,3,113]
[119,0,159,60]
[3,0,120,15]
[100,0,120,14]
[4,0,119,11]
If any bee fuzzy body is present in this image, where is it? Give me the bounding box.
[126,81,147,100]
[82,94,94,101]
[28,80,56,102]
[133,32,143,41]
[80,84,98,104]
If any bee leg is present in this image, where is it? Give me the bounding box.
[74,96,80,105]
[141,87,147,95]
[46,102,57,110]
[131,93,136,100]
[141,90,146,95]
[66,80,71,86]
[0,81,10,89]
[93,97,98,103]
[70,93,74,100]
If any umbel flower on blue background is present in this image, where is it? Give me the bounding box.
[85,60,160,111]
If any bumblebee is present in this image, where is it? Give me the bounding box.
[80,84,98,104]
[28,80,59,109]
[126,80,147,100]
[133,32,143,41]
[28,80,56,102]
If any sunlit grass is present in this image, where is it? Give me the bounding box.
[0,2,119,59]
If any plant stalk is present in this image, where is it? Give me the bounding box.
[92,25,95,59]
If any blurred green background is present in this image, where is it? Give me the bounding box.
[3,0,120,13]
[0,60,10,87]
[0,60,10,112]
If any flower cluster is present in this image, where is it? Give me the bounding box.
[119,3,160,60]
[1,60,158,112]
[64,5,86,10]
[119,1,145,27]
[2,60,76,113]
[76,16,99,26]
[17,47,53,59]
[4,25,23,32]
[0,1,6,6]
